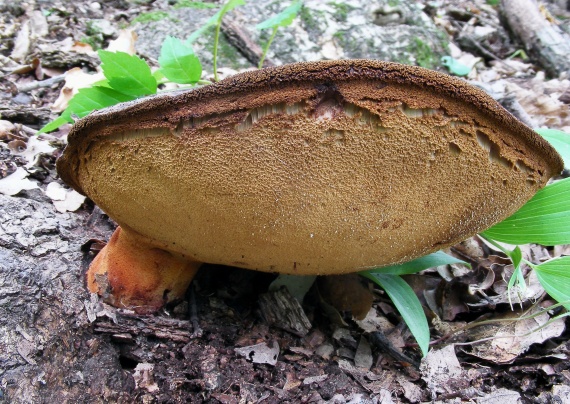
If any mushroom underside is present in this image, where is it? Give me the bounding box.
[58,61,562,311]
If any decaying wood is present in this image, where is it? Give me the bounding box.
[94,310,195,344]
[258,287,312,337]
[0,106,52,125]
[501,0,570,77]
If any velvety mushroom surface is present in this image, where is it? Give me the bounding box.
[57,60,563,311]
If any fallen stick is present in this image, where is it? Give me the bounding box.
[501,0,570,77]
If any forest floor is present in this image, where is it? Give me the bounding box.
[1,0,570,403]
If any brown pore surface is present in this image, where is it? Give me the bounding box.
[57,60,563,275]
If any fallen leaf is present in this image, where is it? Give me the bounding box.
[477,387,521,404]
[132,363,159,393]
[420,345,467,395]
[52,190,85,213]
[70,41,95,54]
[234,341,279,365]
[0,120,16,140]
[11,20,30,62]
[51,68,105,113]
[355,309,406,350]
[45,182,86,212]
[397,375,422,403]
[29,10,48,38]
[467,305,566,364]
[302,374,328,385]
[45,181,66,200]
[11,136,56,168]
[0,167,38,196]
[354,336,373,370]
[489,269,544,307]
[553,244,570,257]
[107,29,138,55]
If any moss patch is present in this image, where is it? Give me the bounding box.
[131,11,172,24]
[409,37,436,69]
[173,0,217,9]
[328,2,356,22]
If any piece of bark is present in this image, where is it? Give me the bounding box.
[258,287,312,337]
[221,19,275,68]
[94,312,194,343]
[501,0,570,77]
[0,106,52,126]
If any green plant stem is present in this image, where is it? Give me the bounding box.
[258,27,278,69]
[479,234,509,255]
[213,19,222,82]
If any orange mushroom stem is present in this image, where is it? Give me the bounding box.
[87,226,201,313]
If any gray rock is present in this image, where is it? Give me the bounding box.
[134,0,449,71]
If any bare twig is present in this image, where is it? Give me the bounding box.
[16,74,66,93]
[368,331,420,368]
[189,284,203,338]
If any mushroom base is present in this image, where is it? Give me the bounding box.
[87,226,201,313]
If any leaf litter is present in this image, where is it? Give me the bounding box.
[1,0,570,402]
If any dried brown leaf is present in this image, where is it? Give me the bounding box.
[467,305,565,363]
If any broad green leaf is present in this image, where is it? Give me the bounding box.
[482,178,570,245]
[360,273,429,356]
[63,86,136,119]
[98,50,157,97]
[38,86,135,134]
[256,0,303,30]
[535,128,570,169]
[534,257,570,310]
[364,251,469,276]
[186,0,245,44]
[158,36,202,84]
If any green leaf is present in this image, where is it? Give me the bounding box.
[186,0,245,44]
[535,128,570,169]
[534,257,570,310]
[158,36,202,84]
[509,245,523,270]
[64,86,136,119]
[364,251,469,276]
[505,246,526,305]
[38,116,71,134]
[360,273,430,356]
[218,0,245,17]
[256,0,303,30]
[152,69,168,84]
[97,50,157,97]
[38,86,135,134]
[482,178,570,245]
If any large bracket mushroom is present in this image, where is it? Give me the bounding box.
[57,60,563,313]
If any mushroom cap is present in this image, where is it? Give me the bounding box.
[57,60,562,275]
